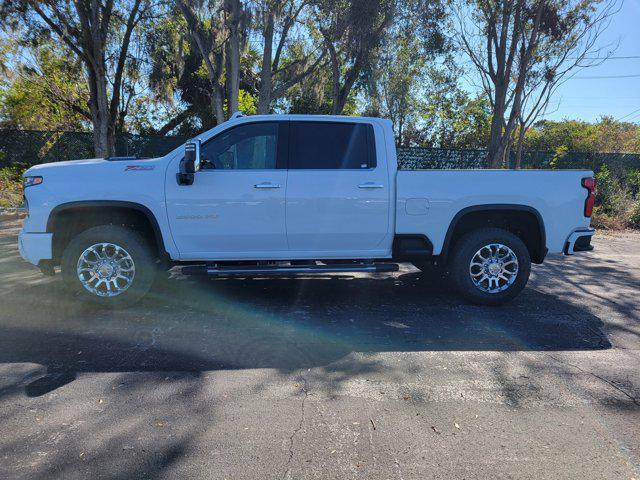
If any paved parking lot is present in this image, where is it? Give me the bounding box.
[0,218,638,479]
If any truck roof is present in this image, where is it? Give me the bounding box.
[228,113,391,124]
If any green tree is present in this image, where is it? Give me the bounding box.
[420,66,491,149]
[371,0,448,145]
[312,0,395,114]
[455,0,618,167]
[524,118,640,154]
[253,0,326,114]
[2,0,153,156]
[177,0,253,123]
[0,41,89,131]
[377,35,426,145]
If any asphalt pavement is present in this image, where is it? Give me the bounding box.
[0,218,638,479]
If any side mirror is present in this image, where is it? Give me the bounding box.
[178,139,201,185]
[184,139,201,173]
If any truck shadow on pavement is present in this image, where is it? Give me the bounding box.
[0,266,613,397]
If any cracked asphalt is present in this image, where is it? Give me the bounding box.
[0,218,639,479]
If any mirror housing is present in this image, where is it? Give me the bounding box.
[184,140,201,173]
[178,139,201,185]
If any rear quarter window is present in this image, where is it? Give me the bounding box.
[288,122,376,169]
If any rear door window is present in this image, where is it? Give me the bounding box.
[288,122,376,169]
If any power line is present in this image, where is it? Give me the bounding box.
[571,74,640,79]
[561,96,640,99]
[621,111,640,123]
[616,107,640,121]
[559,105,640,109]
[571,55,640,60]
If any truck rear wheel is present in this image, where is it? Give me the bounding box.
[61,225,156,306]
[449,228,530,306]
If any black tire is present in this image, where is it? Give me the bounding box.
[61,225,156,307]
[449,228,531,306]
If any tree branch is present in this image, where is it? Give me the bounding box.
[110,0,142,122]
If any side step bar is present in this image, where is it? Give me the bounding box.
[181,262,399,277]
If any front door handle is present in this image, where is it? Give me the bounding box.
[358,182,384,189]
[254,182,281,189]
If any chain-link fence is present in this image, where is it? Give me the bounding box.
[1,129,639,176]
[0,129,188,168]
[397,147,640,176]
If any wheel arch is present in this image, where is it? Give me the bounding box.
[440,204,547,264]
[46,201,168,263]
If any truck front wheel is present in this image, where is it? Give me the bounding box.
[61,225,156,306]
[449,228,531,306]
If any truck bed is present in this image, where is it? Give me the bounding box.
[395,169,593,255]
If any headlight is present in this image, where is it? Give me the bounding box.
[23,176,43,188]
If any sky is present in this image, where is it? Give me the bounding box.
[544,0,640,122]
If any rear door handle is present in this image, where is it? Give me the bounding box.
[254,182,281,189]
[358,182,384,189]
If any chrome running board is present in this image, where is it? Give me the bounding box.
[181,262,399,276]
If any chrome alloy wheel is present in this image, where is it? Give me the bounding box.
[76,243,135,297]
[468,243,519,294]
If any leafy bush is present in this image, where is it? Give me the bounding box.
[594,165,627,215]
[549,145,568,170]
[629,200,640,229]
[625,169,640,198]
[592,164,640,229]
[0,163,27,208]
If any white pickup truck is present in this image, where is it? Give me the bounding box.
[19,113,596,306]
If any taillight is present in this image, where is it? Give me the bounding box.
[582,177,596,217]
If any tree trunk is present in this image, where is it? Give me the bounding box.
[487,113,504,168]
[213,51,225,124]
[225,0,241,116]
[322,27,365,115]
[333,92,349,115]
[494,142,507,169]
[86,60,114,158]
[503,133,514,168]
[212,87,225,125]
[515,123,526,169]
[257,11,275,115]
[487,79,510,168]
[178,0,225,125]
[327,42,341,115]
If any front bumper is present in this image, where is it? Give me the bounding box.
[564,227,595,255]
[18,231,53,266]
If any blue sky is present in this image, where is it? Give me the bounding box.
[545,0,640,122]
